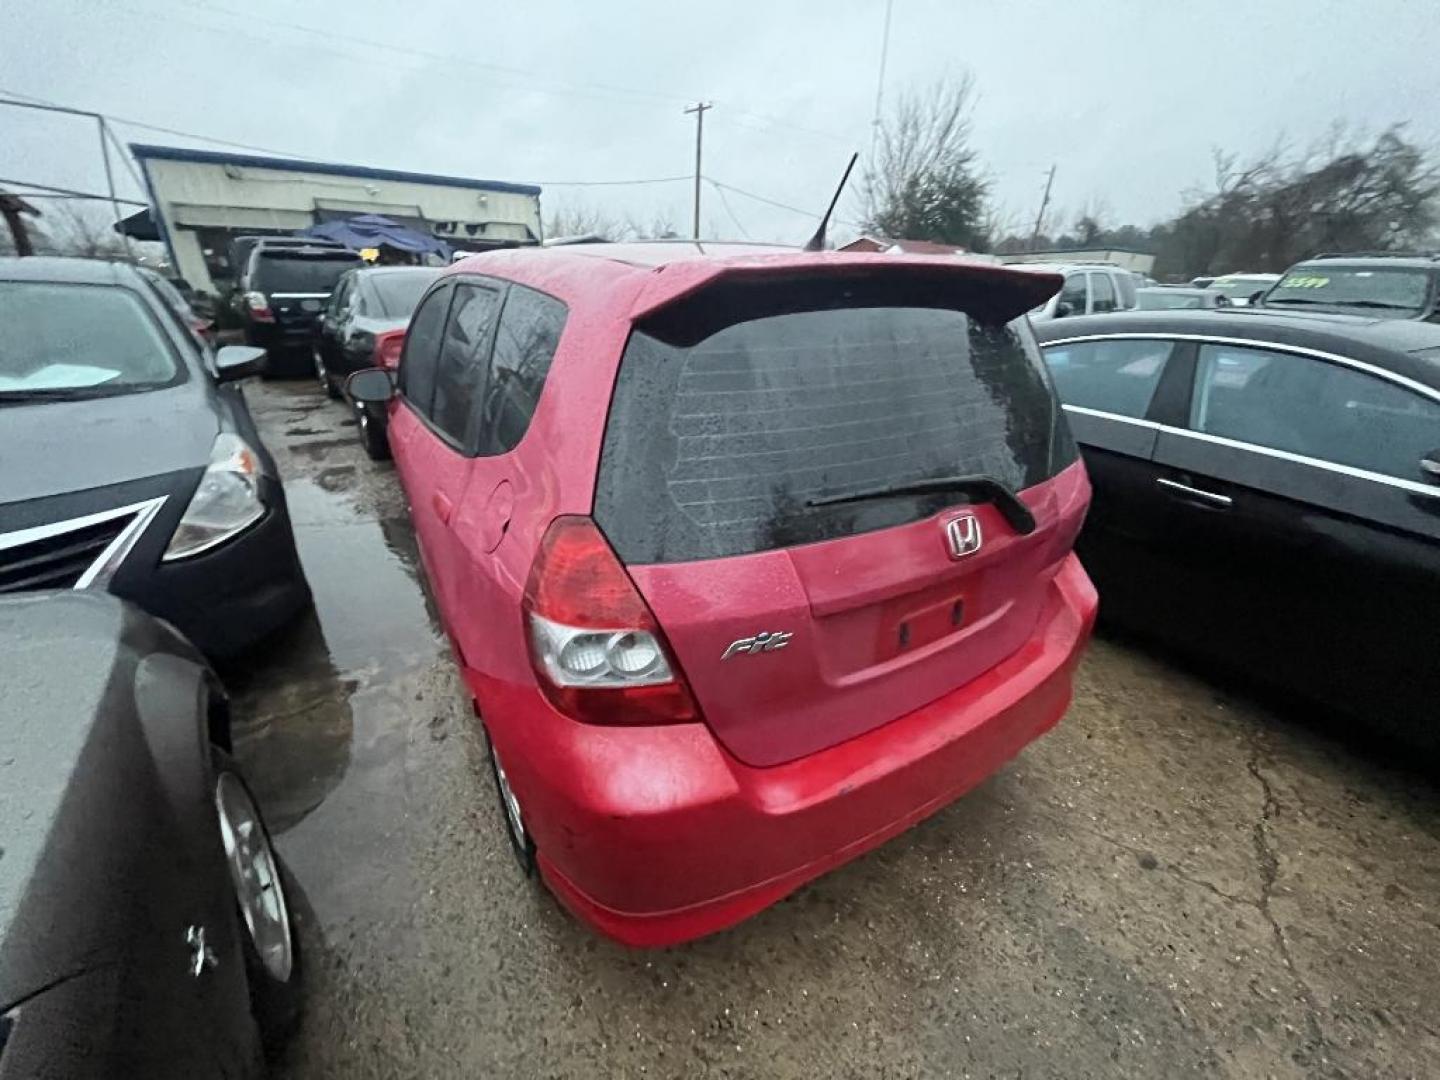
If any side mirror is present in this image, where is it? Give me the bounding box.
[1214,294,1230,307]
[1054,300,1075,319]
[214,345,266,382]
[1421,451,1440,483]
[346,367,396,404]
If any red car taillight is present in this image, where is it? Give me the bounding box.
[374,329,405,370]
[522,516,698,725]
[243,291,274,323]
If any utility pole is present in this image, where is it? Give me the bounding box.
[1030,164,1056,250]
[869,0,894,165]
[684,101,711,240]
[98,117,135,261]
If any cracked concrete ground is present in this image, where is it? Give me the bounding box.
[231,378,1440,1079]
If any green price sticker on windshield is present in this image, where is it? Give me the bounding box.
[1279,275,1330,289]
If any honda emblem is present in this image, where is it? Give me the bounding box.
[945,514,982,559]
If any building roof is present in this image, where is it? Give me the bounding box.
[128,143,542,197]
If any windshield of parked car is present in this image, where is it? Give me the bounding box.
[254,251,362,295]
[369,269,442,318]
[1137,289,1206,309]
[1264,266,1431,312]
[597,274,1075,563]
[0,281,182,398]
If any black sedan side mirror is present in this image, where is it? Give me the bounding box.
[214,345,266,382]
[346,367,396,404]
[1421,451,1440,483]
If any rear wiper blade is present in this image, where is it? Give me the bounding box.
[806,474,1037,535]
[1338,299,1415,310]
[1263,297,1325,305]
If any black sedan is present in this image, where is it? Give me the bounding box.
[311,264,439,399]
[0,257,310,657]
[1035,309,1440,738]
[0,591,301,1077]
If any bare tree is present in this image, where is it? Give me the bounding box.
[42,199,132,259]
[860,74,991,248]
[544,199,679,242]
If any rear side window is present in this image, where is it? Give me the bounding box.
[478,285,567,454]
[1191,343,1440,480]
[1058,275,1087,313]
[1089,272,1117,313]
[431,283,502,447]
[596,276,1074,564]
[398,284,450,414]
[1044,338,1174,418]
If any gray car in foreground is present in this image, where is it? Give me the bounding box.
[0,592,301,1078]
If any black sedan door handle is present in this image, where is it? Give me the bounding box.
[1156,477,1233,507]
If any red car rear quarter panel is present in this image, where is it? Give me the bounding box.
[435,257,645,682]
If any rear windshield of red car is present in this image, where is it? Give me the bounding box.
[595,273,1076,564]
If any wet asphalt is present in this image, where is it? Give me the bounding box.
[230,376,1440,1080]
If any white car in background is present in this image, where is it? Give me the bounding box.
[1023,263,1141,322]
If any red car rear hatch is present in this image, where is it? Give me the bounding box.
[594,257,1082,768]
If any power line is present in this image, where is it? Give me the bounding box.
[536,176,691,187]
[708,178,866,234]
[706,178,820,220]
[707,179,753,240]
[0,177,147,206]
[2,91,691,190]
[176,0,853,144]
[0,89,321,160]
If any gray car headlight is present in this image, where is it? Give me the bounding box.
[163,433,266,560]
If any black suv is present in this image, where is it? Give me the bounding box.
[1263,253,1440,321]
[238,243,361,374]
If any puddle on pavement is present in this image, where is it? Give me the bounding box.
[231,476,445,846]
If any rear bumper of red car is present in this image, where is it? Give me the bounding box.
[478,554,1097,948]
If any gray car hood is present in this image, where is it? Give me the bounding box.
[0,385,218,506]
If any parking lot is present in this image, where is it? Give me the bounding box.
[228,377,1440,1080]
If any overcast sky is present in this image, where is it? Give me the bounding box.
[4,0,1439,245]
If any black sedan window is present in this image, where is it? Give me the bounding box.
[1191,344,1440,481]
[0,282,182,398]
[1044,338,1175,419]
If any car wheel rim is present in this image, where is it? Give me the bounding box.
[215,771,294,983]
[491,745,527,848]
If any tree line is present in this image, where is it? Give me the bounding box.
[861,79,1440,279]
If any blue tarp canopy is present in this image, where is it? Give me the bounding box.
[299,214,450,257]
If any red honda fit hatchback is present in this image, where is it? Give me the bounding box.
[347,242,1097,946]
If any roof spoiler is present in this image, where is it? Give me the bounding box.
[628,253,1063,326]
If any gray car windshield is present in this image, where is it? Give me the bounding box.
[0,282,182,397]
[1266,267,1431,312]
